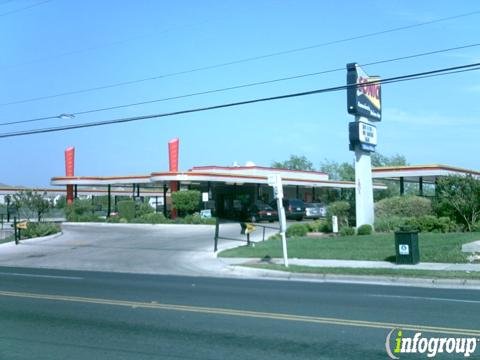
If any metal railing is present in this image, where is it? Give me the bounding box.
[213,218,280,252]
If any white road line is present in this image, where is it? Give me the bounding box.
[0,272,83,280]
[368,294,480,304]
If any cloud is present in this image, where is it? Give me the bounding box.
[389,10,437,23]
[441,52,480,63]
[466,84,480,93]
[384,108,477,126]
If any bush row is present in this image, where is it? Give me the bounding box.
[374,215,458,233]
[19,222,61,240]
[66,199,215,225]
[375,196,432,218]
[285,222,373,238]
[107,212,216,225]
[286,215,459,238]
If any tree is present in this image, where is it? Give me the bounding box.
[434,175,480,232]
[319,153,409,215]
[13,190,52,222]
[171,190,201,216]
[371,153,411,200]
[326,201,351,228]
[54,195,66,209]
[320,153,407,182]
[371,153,407,167]
[65,199,96,222]
[319,160,354,181]
[272,155,314,171]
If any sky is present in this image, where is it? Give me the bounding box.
[1,0,480,187]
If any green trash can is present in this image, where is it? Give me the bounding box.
[394,231,420,265]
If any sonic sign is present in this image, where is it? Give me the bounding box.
[347,63,381,121]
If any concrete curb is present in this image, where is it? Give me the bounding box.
[62,222,214,228]
[219,257,480,271]
[0,231,63,248]
[226,264,480,290]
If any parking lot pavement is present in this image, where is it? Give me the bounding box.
[0,222,279,276]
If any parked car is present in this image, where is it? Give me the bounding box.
[244,201,278,222]
[304,202,327,219]
[270,198,305,221]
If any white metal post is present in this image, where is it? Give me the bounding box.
[269,175,289,267]
[354,116,375,227]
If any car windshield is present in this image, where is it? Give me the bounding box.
[258,204,273,210]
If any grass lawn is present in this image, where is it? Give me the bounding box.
[245,264,480,280]
[219,232,480,263]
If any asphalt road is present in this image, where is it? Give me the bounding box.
[0,267,479,360]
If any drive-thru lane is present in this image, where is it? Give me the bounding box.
[0,222,278,275]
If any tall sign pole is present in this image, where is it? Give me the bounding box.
[64,147,75,205]
[347,63,381,227]
[168,138,180,219]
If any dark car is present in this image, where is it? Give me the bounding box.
[244,201,278,223]
[270,198,305,221]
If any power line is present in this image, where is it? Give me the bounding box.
[1,17,217,70]
[3,42,480,128]
[0,0,51,17]
[2,9,480,107]
[0,62,479,139]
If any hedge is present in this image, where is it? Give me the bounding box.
[20,222,60,239]
[374,215,458,233]
[375,196,432,218]
[286,223,309,237]
[357,224,373,236]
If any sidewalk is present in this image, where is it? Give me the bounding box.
[220,257,480,271]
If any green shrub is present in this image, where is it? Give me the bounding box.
[339,226,355,236]
[357,224,373,236]
[404,215,457,233]
[433,175,480,232]
[306,221,317,232]
[184,214,196,224]
[326,201,351,227]
[268,233,281,241]
[20,222,60,239]
[306,219,331,233]
[135,202,154,217]
[171,190,201,216]
[117,200,135,221]
[375,215,458,233]
[65,199,95,222]
[181,213,216,225]
[286,223,309,237]
[375,196,432,218]
[75,214,103,222]
[472,221,480,232]
[374,216,410,232]
[65,199,103,222]
[318,221,332,233]
[135,212,170,224]
[106,215,122,223]
[199,216,213,225]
